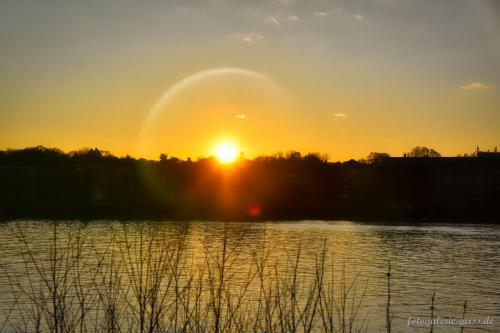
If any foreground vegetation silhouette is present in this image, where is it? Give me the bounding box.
[0,146,499,221]
[0,222,476,333]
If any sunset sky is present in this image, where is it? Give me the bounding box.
[1,0,499,161]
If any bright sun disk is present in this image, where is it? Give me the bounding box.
[213,140,239,164]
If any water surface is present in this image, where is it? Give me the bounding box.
[0,220,498,332]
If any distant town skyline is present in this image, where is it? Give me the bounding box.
[1,0,499,161]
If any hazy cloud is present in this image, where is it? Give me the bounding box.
[228,32,264,44]
[352,14,364,21]
[235,114,247,120]
[459,82,496,90]
[265,16,280,25]
[376,0,416,6]
[334,113,348,118]
[314,11,331,17]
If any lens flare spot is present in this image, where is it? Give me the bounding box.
[248,204,262,216]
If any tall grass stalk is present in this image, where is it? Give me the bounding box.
[2,222,377,333]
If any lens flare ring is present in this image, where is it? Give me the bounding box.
[137,67,297,159]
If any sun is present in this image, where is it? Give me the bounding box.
[213,140,239,164]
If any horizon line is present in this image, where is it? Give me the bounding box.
[1,144,497,163]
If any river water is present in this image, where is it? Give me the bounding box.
[0,220,498,332]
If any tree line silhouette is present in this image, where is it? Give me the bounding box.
[0,146,498,221]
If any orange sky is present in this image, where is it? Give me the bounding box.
[1,0,499,161]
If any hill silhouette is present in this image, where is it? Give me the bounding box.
[1,146,499,222]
